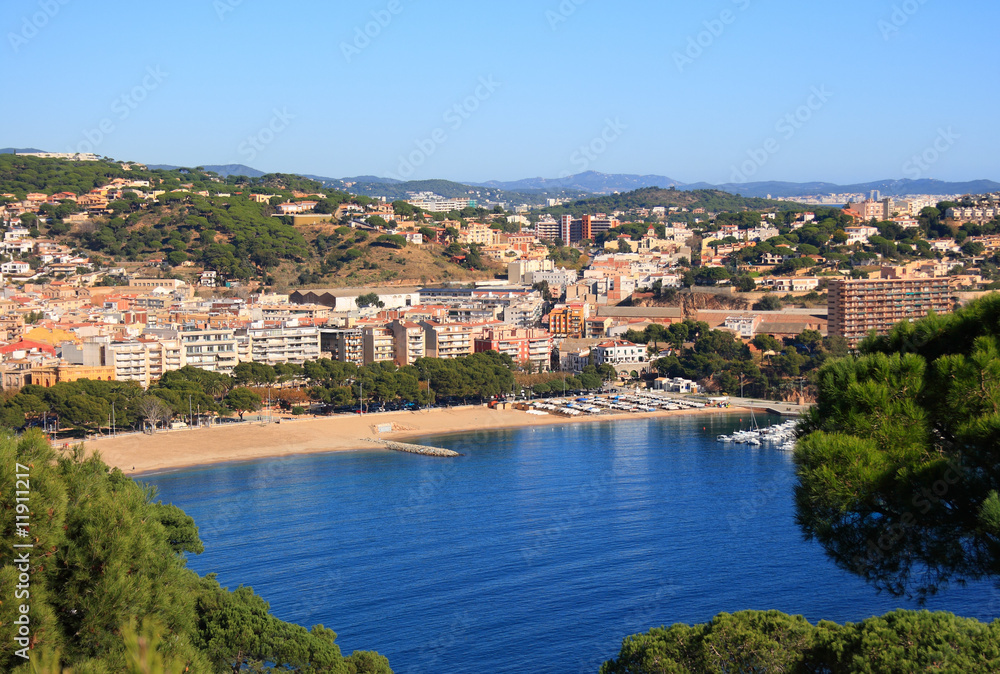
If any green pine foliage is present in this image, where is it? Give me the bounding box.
[0,156,504,283]
[642,321,846,400]
[0,156,316,279]
[0,155,327,200]
[0,156,130,197]
[304,352,518,407]
[796,293,1000,598]
[0,373,232,435]
[600,609,1000,673]
[0,431,391,673]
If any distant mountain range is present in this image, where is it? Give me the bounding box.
[680,178,1000,199]
[11,149,1000,200]
[482,172,1000,199]
[1,147,46,154]
[305,170,1000,200]
[329,171,1000,199]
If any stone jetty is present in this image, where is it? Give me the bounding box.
[364,438,461,457]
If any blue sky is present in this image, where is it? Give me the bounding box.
[4,0,997,184]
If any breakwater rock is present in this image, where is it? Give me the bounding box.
[365,438,461,457]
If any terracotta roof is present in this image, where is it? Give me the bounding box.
[0,339,56,355]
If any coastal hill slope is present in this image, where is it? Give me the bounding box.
[0,155,501,288]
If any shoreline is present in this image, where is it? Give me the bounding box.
[83,404,753,477]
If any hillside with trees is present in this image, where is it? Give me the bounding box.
[0,156,501,287]
[80,191,312,281]
[624,320,848,402]
[0,430,392,673]
[601,609,1000,672]
[0,155,327,199]
[326,177,590,207]
[292,224,504,289]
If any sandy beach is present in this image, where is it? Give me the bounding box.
[84,404,747,475]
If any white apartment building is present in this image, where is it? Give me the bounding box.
[559,347,592,373]
[946,207,1000,224]
[653,377,699,394]
[108,339,185,388]
[895,199,934,216]
[1,262,31,274]
[5,227,31,241]
[461,223,501,246]
[407,196,476,212]
[590,340,647,366]
[845,226,880,245]
[639,274,682,289]
[2,240,35,255]
[755,277,821,293]
[448,305,500,323]
[62,338,185,388]
[503,298,545,327]
[236,324,321,365]
[534,216,560,241]
[746,226,780,241]
[276,201,318,215]
[182,328,238,373]
[528,268,579,287]
[148,326,238,374]
[724,315,762,340]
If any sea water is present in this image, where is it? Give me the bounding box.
[145,414,998,673]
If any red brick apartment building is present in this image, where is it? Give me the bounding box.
[474,327,553,371]
[828,278,954,346]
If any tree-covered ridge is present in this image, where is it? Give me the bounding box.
[795,293,1000,599]
[0,431,392,673]
[226,172,326,195]
[328,178,590,207]
[543,187,805,218]
[0,154,328,199]
[74,191,310,278]
[600,609,1000,673]
[0,156,326,279]
[0,156,135,197]
[1,156,506,286]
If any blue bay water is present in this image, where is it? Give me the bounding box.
[145,414,998,673]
